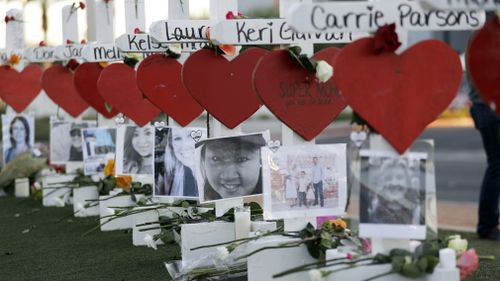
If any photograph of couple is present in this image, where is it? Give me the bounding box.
[263,144,347,219]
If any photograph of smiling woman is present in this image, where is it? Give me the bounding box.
[117,125,154,175]
[2,114,35,165]
[359,153,426,226]
[195,133,269,202]
[154,127,207,198]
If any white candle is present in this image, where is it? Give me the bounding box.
[15,178,30,198]
[439,248,457,270]
[234,206,251,239]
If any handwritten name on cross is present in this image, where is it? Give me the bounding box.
[287,0,486,33]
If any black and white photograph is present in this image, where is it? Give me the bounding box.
[154,126,206,198]
[262,144,347,220]
[195,132,269,202]
[115,125,154,175]
[2,114,35,165]
[50,118,97,164]
[359,150,427,239]
[81,127,116,175]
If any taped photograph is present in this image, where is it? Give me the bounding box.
[262,144,347,220]
[359,150,427,239]
[154,126,207,198]
[195,132,269,202]
[81,127,116,175]
[115,125,154,175]
[50,118,97,164]
[2,114,35,165]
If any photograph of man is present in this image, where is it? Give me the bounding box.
[311,156,325,207]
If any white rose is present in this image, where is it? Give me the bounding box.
[168,44,182,55]
[105,208,116,216]
[144,234,158,250]
[75,203,87,215]
[308,269,323,281]
[216,246,230,261]
[448,235,468,255]
[33,182,42,190]
[53,196,65,207]
[315,60,333,83]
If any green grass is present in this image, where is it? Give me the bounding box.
[0,197,498,280]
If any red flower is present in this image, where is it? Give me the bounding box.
[4,15,14,23]
[66,39,74,45]
[79,2,86,9]
[67,59,80,71]
[346,253,353,260]
[457,248,479,281]
[80,39,87,44]
[226,11,234,19]
[373,23,401,54]
[39,41,46,47]
[134,27,141,34]
[237,12,244,17]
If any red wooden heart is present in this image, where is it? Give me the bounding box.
[0,64,42,113]
[74,62,119,118]
[97,63,161,127]
[335,38,462,154]
[467,16,500,113]
[182,47,268,128]
[136,54,203,127]
[253,48,347,140]
[41,64,90,117]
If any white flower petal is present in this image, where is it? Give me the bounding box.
[308,269,323,281]
[216,247,229,261]
[105,208,116,216]
[53,197,65,207]
[315,60,333,83]
[144,234,158,250]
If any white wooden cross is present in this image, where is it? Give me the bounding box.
[4,8,26,117]
[81,0,124,62]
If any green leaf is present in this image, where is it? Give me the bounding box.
[181,201,190,209]
[390,249,412,258]
[104,102,113,113]
[425,256,439,274]
[298,55,316,73]
[417,257,428,272]
[320,231,332,249]
[288,46,302,57]
[391,256,405,273]
[305,238,321,259]
[373,253,391,264]
[402,263,423,278]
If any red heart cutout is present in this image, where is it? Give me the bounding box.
[41,64,90,117]
[136,54,203,126]
[74,63,119,118]
[97,63,161,127]
[467,16,500,113]
[0,64,42,113]
[335,38,462,154]
[182,48,268,128]
[253,48,347,140]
